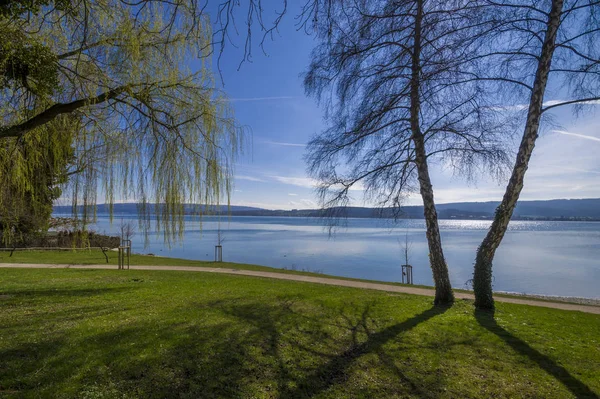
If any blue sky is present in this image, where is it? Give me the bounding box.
[209,2,600,210]
[47,2,598,211]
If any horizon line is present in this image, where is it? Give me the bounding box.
[53,196,600,212]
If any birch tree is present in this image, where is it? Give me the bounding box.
[302,0,509,305]
[472,0,600,309]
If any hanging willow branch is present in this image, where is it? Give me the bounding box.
[0,0,270,244]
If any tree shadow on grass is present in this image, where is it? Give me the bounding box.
[3,296,298,398]
[1,321,252,398]
[1,294,451,398]
[1,287,140,333]
[4,286,136,298]
[80,322,252,398]
[216,297,451,398]
[475,310,599,399]
[280,304,451,398]
[0,338,67,393]
[210,295,300,392]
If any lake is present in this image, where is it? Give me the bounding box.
[80,215,600,299]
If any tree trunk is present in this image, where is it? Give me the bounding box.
[414,134,455,305]
[473,0,564,310]
[410,0,454,305]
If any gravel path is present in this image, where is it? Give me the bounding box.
[2,263,599,315]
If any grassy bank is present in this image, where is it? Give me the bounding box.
[0,249,332,276]
[1,268,599,398]
[3,250,598,307]
[0,249,434,287]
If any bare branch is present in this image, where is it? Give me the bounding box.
[542,96,600,113]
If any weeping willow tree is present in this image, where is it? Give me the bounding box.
[0,0,246,244]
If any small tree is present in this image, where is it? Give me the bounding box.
[399,228,413,284]
[400,232,412,269]
[119,219,136,243]
[214,209,226,262]
[92,231,121,263]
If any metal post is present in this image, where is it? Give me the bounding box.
[402,264,413,285]
[215,245,222,262]
[118,239,131,270]
[124,239,131,269]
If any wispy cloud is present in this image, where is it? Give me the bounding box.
[553,130,600,143]
[264,140,307,147]
[288,193,298,196]
[555,166,600,175]
[489,104,528,112]
[270,175,317,188]
[493,99,600,112]
[229,96,297,102]
[235,175,266,182]
[269,175,365,192]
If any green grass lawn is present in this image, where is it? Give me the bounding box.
[0,268,599,398]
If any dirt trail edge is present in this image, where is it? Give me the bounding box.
[2,263,599,315]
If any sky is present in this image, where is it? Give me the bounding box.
[204,2,600,210]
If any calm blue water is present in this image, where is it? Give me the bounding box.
[78,215,600,299]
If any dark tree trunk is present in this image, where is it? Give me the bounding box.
[473,0,564,310]
[101,247,109,263]
[0,86,127,139]
[410,0,454,305]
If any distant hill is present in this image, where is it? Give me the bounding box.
[435,199,600,219]
[53,198,600,221]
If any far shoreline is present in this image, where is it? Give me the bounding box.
[52,211,600,223]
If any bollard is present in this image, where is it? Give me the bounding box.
[215,245,222,262]
[401,264,413,284]
[118,239,131,270]
[123,239,131,269]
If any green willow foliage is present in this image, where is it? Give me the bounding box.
[0,116,75,244]
[0,1,242,244]
[0,26,59,97]
[0,0,72,18]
